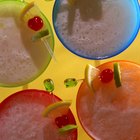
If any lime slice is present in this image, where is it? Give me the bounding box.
[59,124,77,133]
[32,29,49,41]
[42,101,72,117]
[113,62,122,87]
[20,2,34,20]
[85,64,100,89]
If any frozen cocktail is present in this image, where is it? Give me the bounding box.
[53,0,140,59]
[76,60,140,139]
[0,89,77,140]
[0,0,54,87]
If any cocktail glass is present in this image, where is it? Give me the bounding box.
[0,89,77,140]
[53,0,140,60]
[0,0,54,87]
[76,60,140,139]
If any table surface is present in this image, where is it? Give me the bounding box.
[0,0,140,140]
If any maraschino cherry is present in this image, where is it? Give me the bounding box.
[28,16,43,31]
[55,115,69,128]
[100,68,114,83]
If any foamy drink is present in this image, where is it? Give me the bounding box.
[53,0,140,59]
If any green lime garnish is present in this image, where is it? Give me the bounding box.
[32,29,49,41]
[113,62,122,88]
[59,124,77,133]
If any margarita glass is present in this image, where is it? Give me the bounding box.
[0,89,77,140]
[0,0,54,87]
[76,60,140,140]
[53,0,140,60]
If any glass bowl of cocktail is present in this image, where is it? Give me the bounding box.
[0,0,54,87]
[53,0,140,59]
[0,89,78,140]
[76,60,140,139]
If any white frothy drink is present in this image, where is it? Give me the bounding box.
[54,0,139,59]
[0,1,53,86]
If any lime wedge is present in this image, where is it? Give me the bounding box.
[32,29,49,41]
[59,124,77,133]
[42,101,72,117]
[113,62,122,87]
[85,64,100,89]
[20,2,34,20]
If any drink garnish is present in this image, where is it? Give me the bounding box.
[21,2,56,61]
[42,101,72,117]
[113,62,122,87]
[20,2,44,31]
[28,16,43,31]
[58,124,77,133]
[85,64,100,89]
[55,115,69,128]
[32,29,49,41]
[44,79,54,92]
[64,78,78,88]
[100,68,114,83]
